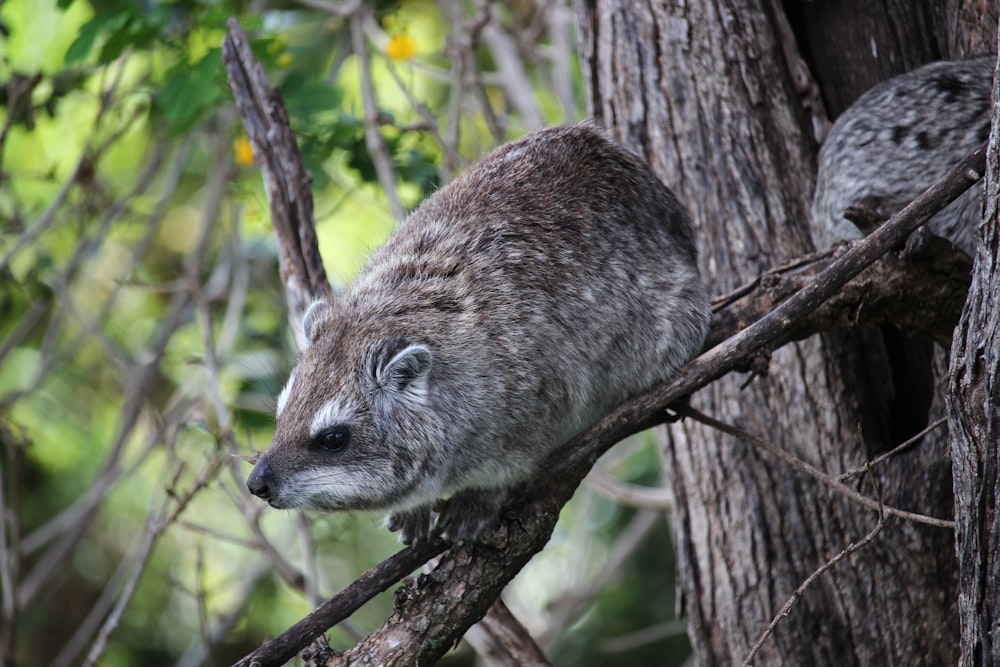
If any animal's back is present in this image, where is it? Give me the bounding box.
[811,56,992,256]
[348,123,708,478]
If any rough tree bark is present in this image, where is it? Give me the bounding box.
[576,1,993,664]
[948,46,1000,667]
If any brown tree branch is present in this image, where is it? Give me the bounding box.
[221,17,986,667]
[232,539,448,667]
[707,235,972,350]
[465,599,552,667]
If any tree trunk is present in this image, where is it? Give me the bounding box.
[948,47,1000,667]
[576,1,992,663]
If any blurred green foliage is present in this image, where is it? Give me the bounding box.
[0,1,689,665]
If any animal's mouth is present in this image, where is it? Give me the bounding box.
[265,497,291,510]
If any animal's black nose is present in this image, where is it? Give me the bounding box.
[247,458,272,500]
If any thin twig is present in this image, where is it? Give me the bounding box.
[349,8,406,221]
[231,538,449,667]
[220,456,307,592]
[742,469,887,665]
[480,22,545,130]
[676,405,952,529]
[173,562,273,667]
[291,0,360,16]
[541,511,661,644]
[599,619,690,654]
[0,90,147,273]
[837,417,948,481]
[467,598,552,667]
[584,470,673,511]
[83,456,228,667]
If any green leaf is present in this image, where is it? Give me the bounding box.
[280,73,343,122]
[64,21,103,64]
[64,8,133,64]
[395,148,439,196]
[153,48,226,134]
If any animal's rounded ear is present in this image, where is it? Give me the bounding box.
[301,300,329,348]
[377,343,432,398]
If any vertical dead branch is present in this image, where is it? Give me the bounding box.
[221,19,332,349]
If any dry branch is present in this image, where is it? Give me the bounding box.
[221,17,985,667]
[233,539,448,667]
[221,19,331,351]
[742,489,887,666]
[466,599,552,667]
[707,236,972,350]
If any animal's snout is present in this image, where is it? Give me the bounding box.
[247,456,274,500]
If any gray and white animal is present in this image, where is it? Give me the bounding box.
[811,56,993,257]
[247,124,709,543]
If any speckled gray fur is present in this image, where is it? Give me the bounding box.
[811,56,993,257]
[247,124,709,543]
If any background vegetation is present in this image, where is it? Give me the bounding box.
[0,1,691,664]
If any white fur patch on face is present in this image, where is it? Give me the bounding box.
[281,466,393,510]
[275,368,297,418]
[309,398,356,438]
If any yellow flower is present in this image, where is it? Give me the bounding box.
[234,136,255,167]
[385,34,417,61]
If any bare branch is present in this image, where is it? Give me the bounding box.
[540,510,662,645]
[221,19,332,349]
[349,9,406,221]
[677,405,952,529]
[599,620,690,654]
[742,471,887,666]
[466,599,552,667]
[291,0,360,16]
[83,454,228,667]
[584,470,673,511]
[705,235,972,351]
[480,22,545,130]
[232,539,449,667]
[836,417,948,482]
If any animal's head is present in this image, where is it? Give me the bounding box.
[246,300,437,512]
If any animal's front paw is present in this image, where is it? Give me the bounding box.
[436,488,507,543]
[387,505,435,545]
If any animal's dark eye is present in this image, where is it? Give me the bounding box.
[317,426,351,452]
